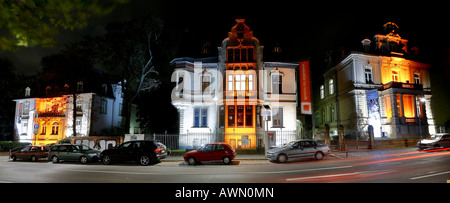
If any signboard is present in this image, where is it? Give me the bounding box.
[366,89,381,137]
[241,135,249,146]
[299,60,312,114]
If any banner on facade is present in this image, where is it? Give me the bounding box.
[299,60,312,114]
[366,89,382,137]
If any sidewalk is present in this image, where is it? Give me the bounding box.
[162,146,418,162]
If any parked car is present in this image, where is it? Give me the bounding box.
[184,142,236,165]
[48,143,101,164]
[100,140,159,166]
[417,133,450,150]
[266,139,331,163]
[10,145,50,162]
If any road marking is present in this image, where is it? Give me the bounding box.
[63,165,354,176]
[286,169,397,182]
[410,171,450,180]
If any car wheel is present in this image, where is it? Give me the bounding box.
[315,152,324,160]
[187,157,196,166]
[80,156,88,164]
[10,155,16,161]
[223,156,231,165]
[51,156,59,163]
[139,155,150,166]
[277,154,287,163]
[102,155,111,165]
[31,155,37,162]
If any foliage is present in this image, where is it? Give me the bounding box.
[57,137,71,144]
[0,141,30,152]
[0,0,128,51]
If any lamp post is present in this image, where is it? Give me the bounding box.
[263,105,271,153]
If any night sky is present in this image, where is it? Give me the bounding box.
[1,1,449,126]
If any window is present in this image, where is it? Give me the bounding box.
[193,107,208,127]
[235,75,246,91]
[228,106,235,127]
[329,79,334,95]
[101,99,107,114]
[227,49,234,63]
[320,85,325,99]
[235,49,240,62]
[272,107,283,127]
[330,105,335,122]
[384,95,392,118]
[245,105,253,127]
[237,105,244,126]
[41,123,46,135]
[248,48,254,62]
[241,48,247,62]
[272,74,282,94]
[365,68,373,84]
[228,75,233,91]
[51,122,59,135]
[392,71,399,82]
[414,73,420,84]
[202,75,210,93]
[248,74,254,91]
[403,94,415,118]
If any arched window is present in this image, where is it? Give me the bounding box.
[51,122,59,135]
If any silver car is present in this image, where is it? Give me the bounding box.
[266,139,331,163]
[417,133,450,150]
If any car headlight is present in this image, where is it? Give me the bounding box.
[88,153,98,157]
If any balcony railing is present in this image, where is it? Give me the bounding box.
[383,81,423,90]
[38,112,65,117]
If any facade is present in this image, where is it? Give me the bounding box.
[171,19,299,149]
[315,22,435,140]
[13,82,130,145]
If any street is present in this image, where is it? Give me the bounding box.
[0,148,449,183]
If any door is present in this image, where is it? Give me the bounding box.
[300,141,318,158]
[286,141,304,159]
[212,144,227,161]
[197,144,214,162]
[66,145,82,161]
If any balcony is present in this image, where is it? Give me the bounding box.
[225,90,257,98]
[383,81,423,90]
[38,112,65,117]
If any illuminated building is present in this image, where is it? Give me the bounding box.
[13,82,133,145]
[171,19,299,149]
[315,22,435,140]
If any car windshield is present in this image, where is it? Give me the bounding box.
[427,134,443,140]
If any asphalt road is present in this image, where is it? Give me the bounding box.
[1,149,449,183]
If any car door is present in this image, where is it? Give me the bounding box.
[441,134,450,148]
[286,141,303,159]
[301,141,317,158]
[66,145,82,161]
[212,144,227,161]
[197,144,213,162]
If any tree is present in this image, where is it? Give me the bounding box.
[98,14,163,133]
[0,0,128,51]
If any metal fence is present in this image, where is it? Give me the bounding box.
[151,130,298,150]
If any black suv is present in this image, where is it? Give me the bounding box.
[100,140,159,166]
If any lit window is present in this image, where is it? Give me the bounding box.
[51,122,59,135]
[414,73,420,84]
[248,74,253,91]
[365,68,373,84]
[272,74,282,94]
[329,79,334,95]
[392,71,399,82]
[320,85,325,99]
[228,75,233,91]
[235,75,246,91]
[272,107,283,127]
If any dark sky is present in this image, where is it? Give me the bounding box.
[2,1,448,74]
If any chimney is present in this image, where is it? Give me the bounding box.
[361,38,371,52]
[25,87,31,97]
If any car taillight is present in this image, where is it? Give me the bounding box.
[154,147,164,153]
[154,148,160,153]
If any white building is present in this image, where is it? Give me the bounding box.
[171,19,299,149]
[13,82,129,145]
[315,22,435,140]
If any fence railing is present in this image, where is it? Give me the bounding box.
[150,130,298,150]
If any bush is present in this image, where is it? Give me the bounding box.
[0,141,30,152]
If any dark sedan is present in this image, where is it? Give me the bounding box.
[100,140,160,166]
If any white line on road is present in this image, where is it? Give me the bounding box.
[410,171,450,180]
[286,169,397,182]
